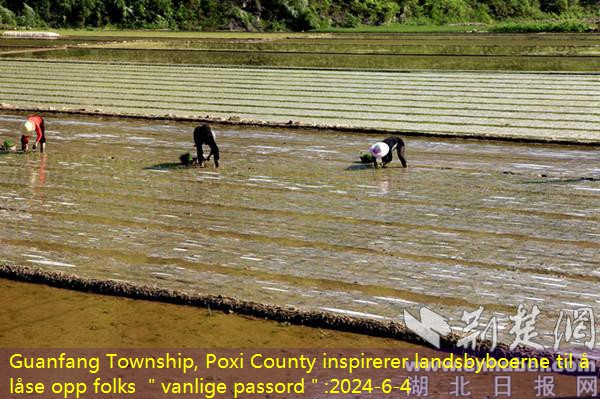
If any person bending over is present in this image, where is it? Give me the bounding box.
[369,137,407,168]
[193,124,220,168]
[22,114,46,153]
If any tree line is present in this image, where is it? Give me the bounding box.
[0,0,598,31]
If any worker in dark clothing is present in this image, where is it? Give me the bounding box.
[369,137,407,168]
[193,124,220,168]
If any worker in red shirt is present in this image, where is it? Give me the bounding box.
[22,114,46,153]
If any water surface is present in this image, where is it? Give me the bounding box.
[0,113,598,347]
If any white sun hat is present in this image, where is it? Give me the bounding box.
[23,120,35,133]
[369,142,389,162]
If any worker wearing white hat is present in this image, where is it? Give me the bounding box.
[21,114,46,152]
[369,142,389,167]
[369,137,407,168]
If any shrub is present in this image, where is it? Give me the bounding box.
[0,5,16,26]
[540,0,569,15]
[342,13,360,28]
[296,7,322,30]
[490,19,592,32]
[422,0,476,24]
[18,3,45,27]
[483,0,537,19]
[0,0,597,31]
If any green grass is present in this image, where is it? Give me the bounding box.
[317,23,485,33]
[13,24,482,37]
[321,19,597,34]
[52,29,329,39]
[489,20,593,33]
[11,21,596,37]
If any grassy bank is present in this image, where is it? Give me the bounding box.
[51,29,313,39]
[490,19,595,33]
[313,24,483,33]
[17,19,600,36]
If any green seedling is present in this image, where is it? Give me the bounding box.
[360,152,373,163]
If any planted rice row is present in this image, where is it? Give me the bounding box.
[4,65,600,96]
[3,59,600,85]
[1,59,599,142]
[6,83,600,121]
[4,88,600,131]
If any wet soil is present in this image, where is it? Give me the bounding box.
[0,278,415,348]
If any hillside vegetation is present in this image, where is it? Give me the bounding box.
[0,0,598,31]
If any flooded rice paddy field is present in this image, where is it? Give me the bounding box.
[1,59,599,143]
[9,49,600,71]
[1,113,598,346]
[94,33,600,56]
[1,32,600,70]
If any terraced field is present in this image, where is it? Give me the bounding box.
[0,113,598,347]
[1,59,599,144]
[1,32,599,348]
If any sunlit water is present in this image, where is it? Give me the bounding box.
[1,113,598,347]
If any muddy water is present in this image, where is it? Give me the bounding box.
[7,47,600,71]
[0,113,598,347]
[0,279,416,347]
[3,32,600,71]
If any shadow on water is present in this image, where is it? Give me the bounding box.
[144,162,186,170]
[346,162,372,171]
[346,162,410,171]
[0,150,27,157]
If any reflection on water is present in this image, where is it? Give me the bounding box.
[39,154,47,186]
[15,152,49,204]
[0,112,598,347]
[4,48,600,71]
[2,32,600,71]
